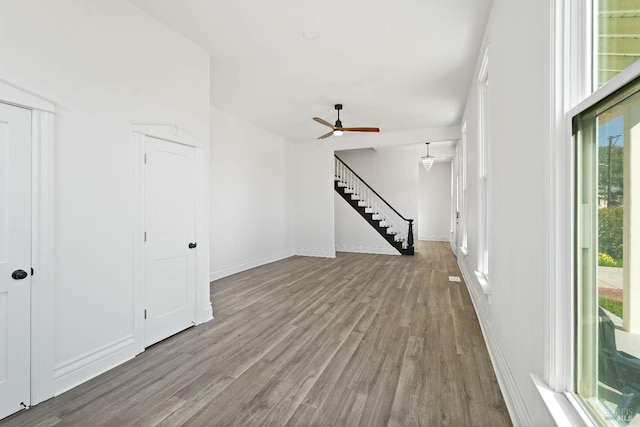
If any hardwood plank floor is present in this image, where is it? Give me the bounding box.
[1,241,512,426]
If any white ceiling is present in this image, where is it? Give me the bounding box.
[130,0,492,143]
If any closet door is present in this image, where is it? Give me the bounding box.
[143,136,196,347]
[0,103,32,419]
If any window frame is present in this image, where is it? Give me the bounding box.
[546,0,593,402]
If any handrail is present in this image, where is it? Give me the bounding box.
[334,155,412,222]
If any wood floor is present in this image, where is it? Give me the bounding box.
[1,241,512,426]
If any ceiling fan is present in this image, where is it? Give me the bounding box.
[313,104,380,139]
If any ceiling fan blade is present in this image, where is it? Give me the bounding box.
[313,117,335,129]
[317,130,334,139]
[341,127,380,132]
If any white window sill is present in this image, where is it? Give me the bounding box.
[531,375,596,427]
[475,270,490,295]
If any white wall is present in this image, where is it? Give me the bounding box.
[418,161,452,241]
[0,0,210,397]
[210,107,295,280]
[455,0,554,424]
[292,142,336,258]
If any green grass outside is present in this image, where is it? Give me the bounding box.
[600,297,623,318]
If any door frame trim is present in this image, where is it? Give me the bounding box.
[0,79,56,406]
[131,122,212,354]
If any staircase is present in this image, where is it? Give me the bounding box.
[334,155,414,255]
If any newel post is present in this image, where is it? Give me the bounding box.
[407,219,414,253]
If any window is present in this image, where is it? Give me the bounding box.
[546,0,640,422]
[478,49,489,279]
[594,0,640,89]
[574,77,640,425]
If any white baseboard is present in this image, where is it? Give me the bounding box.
[295,248,336,258]
[335,244,400,256]
[418,236,450,242]
[209,249,296,281]
[458,259,532,426]
[53,335,137,396]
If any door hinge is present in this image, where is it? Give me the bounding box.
[31,268,34,276]
[144,153,147,164]
[144,309,147,320]
[144,232,147,242]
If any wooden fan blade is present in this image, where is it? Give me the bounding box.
[313,117,335,129]
[342,127,380,132]
[317,130,334,139]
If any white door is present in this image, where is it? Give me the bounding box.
[0,103,31,418]
[144,137,197,347]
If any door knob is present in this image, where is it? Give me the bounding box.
[12,270,28,280]
[188,242,197,249]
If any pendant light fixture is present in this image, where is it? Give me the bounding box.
[421,142,434,172]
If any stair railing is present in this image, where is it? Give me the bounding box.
[334,155,414,251]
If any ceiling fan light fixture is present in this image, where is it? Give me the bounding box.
[333,117,343,136]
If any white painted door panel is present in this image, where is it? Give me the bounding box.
[0,103,31,419]
[144,137,196,347]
